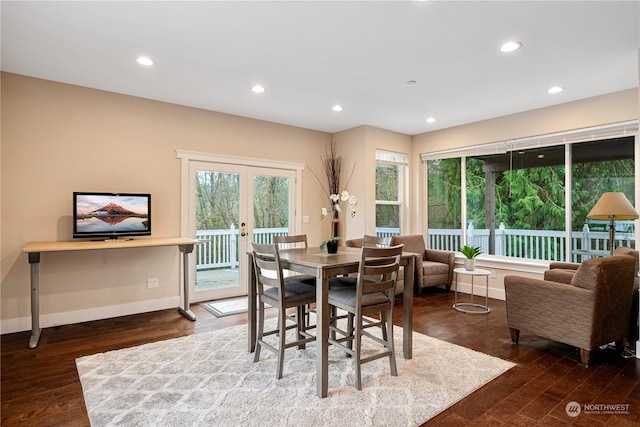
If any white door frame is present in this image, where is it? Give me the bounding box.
[177,150,304,303]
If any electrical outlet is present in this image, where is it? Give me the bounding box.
[490,269,496,279]
[147,278,159,289]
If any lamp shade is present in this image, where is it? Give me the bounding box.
[587,192,640,220]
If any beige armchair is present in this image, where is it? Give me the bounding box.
[345,234,454,295]
[390,234,455,294]
[545,246,639,345]
[504,254,636,366]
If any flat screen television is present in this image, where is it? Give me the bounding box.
[73,192,151,239]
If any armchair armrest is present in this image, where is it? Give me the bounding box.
[548,261,579,270]
[543,269,575,284]
[425,248,455,266]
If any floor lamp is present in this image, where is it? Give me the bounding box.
[587,192,639,255]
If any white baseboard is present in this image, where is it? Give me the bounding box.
[1,296,181,335]
[452,282,505,301]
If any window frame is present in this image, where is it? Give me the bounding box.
[422,121,639,261]
[375,150,409,237]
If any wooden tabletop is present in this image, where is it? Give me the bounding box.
[23,237,200,253]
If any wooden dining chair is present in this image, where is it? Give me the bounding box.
[251,242,316,379]
[331,234,392,289]
[327,244,404,390]
[274,234,317,286]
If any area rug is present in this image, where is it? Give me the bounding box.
[76,319,514,426]
[199,296,248,317]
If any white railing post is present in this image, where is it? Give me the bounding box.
[229,223,237,268]
[496,222,506,256]
[466,221,474,246]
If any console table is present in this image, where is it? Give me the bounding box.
[22,237,200,348]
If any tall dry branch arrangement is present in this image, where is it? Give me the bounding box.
[308,141,357,222]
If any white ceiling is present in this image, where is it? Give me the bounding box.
[1,1,638,135]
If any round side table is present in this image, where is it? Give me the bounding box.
[453,267,491,314]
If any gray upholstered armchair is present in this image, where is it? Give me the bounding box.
[390,234,455,294]
[504,254,636,366]
[545,246,639,346]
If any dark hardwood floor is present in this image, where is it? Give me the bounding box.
[2,289,639,426]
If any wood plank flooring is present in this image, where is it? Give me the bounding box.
[2,289,638,426]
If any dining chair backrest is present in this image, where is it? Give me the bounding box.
[362,234,392,248]
[274,234,309,249]
[251,242,284,296]
[357,244,404,299]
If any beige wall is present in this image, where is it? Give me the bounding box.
[412,88,638,153]
[1,73,336,333]
[334,126,412,239]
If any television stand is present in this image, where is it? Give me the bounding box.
[22,237,200,348]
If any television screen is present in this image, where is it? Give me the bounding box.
[73,192,151,239]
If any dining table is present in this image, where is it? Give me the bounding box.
[246,245,416,398]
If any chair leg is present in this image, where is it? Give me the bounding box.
[276,310,286,379]
[509,327,520,344]
[380,311,387,341]
[579,349,591,367]
[296,306,307,349]
[614,340,625,355]
[253,301,265,362]
[355,315,363,391]
[346,313,354,354]
[386,309,397,377]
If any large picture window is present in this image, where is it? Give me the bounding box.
[424,123,637,262]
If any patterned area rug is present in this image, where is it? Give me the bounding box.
[76,319,514,426]
[199,297,248,317]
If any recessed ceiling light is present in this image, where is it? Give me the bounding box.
[136,56,154,66]
[252,85,265,93]
[406,80,417,85]
[332,105,343,112]
[548,86,564,94]
[426,117,436,124]
[499,41,522,53]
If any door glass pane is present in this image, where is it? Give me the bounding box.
[252,175,290,243]
[195,170,240,292]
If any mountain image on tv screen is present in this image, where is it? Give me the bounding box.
[75,195,150,233]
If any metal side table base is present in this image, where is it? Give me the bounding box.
[453,267,491,314]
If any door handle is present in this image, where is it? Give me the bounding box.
[240,222,247,237]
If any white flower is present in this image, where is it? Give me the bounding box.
[320,190,356,220]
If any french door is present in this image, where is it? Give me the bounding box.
[187,160,296,302]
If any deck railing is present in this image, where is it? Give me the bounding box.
[195,227,288,270]
[196,223,635,269]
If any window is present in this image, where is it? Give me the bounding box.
[375,150,408,237]
[426,158,462,251]
[423,122,638,262]
[466,145,566,259]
